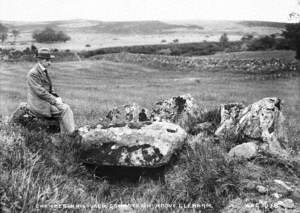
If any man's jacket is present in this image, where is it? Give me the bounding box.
[26,63,57,117]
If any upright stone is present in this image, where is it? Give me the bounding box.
[215,97,289,158]
[215,103,245,140]
[150,94,201,132]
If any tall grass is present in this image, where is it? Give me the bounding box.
[0,122,121,212]
[164,140,241,211]
[0,120,245,212]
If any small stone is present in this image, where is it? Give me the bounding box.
[256,185,268,194]
[228,141,258,159]
[271,193,282,199]
[111,145,118,150]
[274,179,293,192]
[275,199,295,209]
[244,181,257,191]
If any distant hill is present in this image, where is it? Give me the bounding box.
[0,19,288,50]
[0,19,287,35]
[81,21,204,34]
[238,21,287,28]
[0,19,204,34]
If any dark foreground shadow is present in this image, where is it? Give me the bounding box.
[84,164,167,183]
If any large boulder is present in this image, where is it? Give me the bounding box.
[150,94,201,132]
[10,102,60,133]
[215,97,289,157]
[78,121,187,167]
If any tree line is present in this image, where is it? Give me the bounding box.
[0,24,71,44]
[32,27,70,43]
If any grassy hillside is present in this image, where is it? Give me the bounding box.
[168,20,286,34]
[1,50,299,141]
[0,50,299,212]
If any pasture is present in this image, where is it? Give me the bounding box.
[0,50,299,212]
[1,50,299,135]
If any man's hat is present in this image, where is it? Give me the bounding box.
[36,48,55,60]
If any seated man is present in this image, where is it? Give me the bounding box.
[26,48,76,135]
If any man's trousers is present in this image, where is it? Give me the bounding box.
[50,103,75,134]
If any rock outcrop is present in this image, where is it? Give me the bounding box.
[10,96,292,166]
[151,94,199,121]
[215,97,289,158]
[10,102,60,133]
[78,121,187,167]
[151,94,201,132]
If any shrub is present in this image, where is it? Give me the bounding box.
[247,35,277,51]
[32,27,70,43]
[1,33,8,44]
[0,23,8,43]
[241,34,254,42]
[282,23,300,59]
[23,47,31,54]
[11,29,20,42]
[275,38,291,50]
[219,33,229,47]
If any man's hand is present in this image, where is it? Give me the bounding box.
[56,97,63,105]
[55,97,65,111]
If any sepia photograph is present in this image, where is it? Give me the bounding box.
[0,0,299,212]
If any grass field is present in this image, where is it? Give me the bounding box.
[1,50,299,126]
[1,50,299,148]
[0,50,299,212]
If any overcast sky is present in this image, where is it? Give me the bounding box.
[0,0,299,22]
